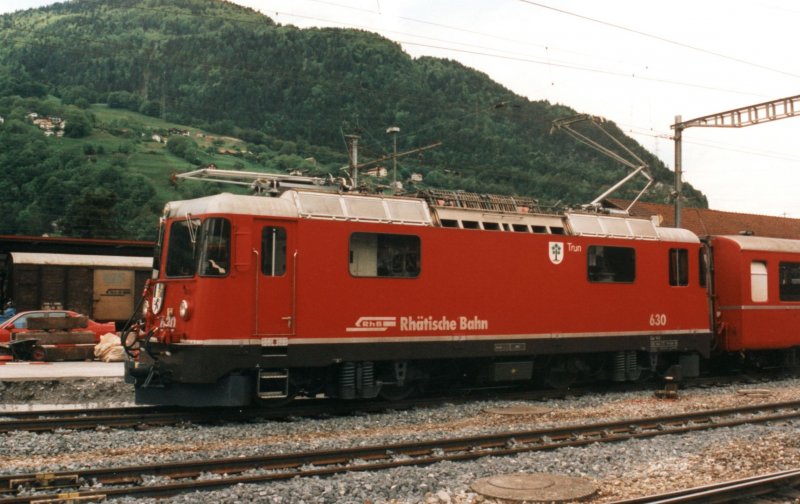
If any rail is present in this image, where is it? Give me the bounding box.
[607,469,800,503]
[3,399,800,502]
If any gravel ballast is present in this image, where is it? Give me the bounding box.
[2,377,800,503]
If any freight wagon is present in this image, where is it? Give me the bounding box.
[6,252,153,326]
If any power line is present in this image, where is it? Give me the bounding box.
[518,0,800,80]
[624,126,800,163]
[394,40,767,99]
[265,8,773,99]
[279,0,664,71]
[5,4,775,102]
[6,3,794,166]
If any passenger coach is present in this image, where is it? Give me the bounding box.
[710,235,800,357]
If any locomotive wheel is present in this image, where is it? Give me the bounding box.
[544,369,577,389]
[30,346,46,362]
[379,383,416,401]
[544,357,578,389]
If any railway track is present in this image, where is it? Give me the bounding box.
[0,400,368,433]
[608,469,800,503]
[2,399,800,503]
[0,371,783,433]
[0,386,579,433]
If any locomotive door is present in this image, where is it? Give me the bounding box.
[255,222,295,337]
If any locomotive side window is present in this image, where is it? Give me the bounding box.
[587,245,635,283]
[349,233,420,278]
[165,217,200,278]
[751,261,768,302]
[779,262,800,301]
[261,227,287,276]
[198,218,230,277]
[668,248,689,286]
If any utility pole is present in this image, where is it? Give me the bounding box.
[345,134,360,187]
[671,94,800,228]
[673,115,682,227]
[386,126,400,191]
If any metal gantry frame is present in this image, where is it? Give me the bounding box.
[671,94,800,227]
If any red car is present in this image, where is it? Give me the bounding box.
[0,310,116,361]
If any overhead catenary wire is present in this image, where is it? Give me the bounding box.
[3,3,795,176]
[518,0,800,81]
[1,4,779,110]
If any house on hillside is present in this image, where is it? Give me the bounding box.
[364,167,388,178]
[27,113,65,137]
[604,198,800,239]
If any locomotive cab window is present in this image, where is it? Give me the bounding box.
[165,217,200,278]
[350,233,420,278]
[668,248,689,286]
[779,262,800,301]
[588,245,635,283]
[261,227,287,276]
[198,218,230,277]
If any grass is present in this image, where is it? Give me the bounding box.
[83,104,271,200]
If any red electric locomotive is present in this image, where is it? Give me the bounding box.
[125,183,713,406]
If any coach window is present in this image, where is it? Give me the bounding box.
[350,232,420,278]
[779,262,800,301]
[261,227,287,276]
[165,217,200,278]
[751,261,768,302]
[668,248,689,286]
[587,245,635,283]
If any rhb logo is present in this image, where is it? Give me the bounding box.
[346,316,396,332]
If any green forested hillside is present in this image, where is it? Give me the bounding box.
[0,0,706,240]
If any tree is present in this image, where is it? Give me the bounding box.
[63,108,93,138]
[62,188,118,239]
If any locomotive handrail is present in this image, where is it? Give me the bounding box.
[252,248,260,337]
[175,167,350,194]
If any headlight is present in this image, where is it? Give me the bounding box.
[142,299,150,317]
[179,299,191,321]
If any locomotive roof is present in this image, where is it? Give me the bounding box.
[567,213,700,243]
[715,234,800,253]
[164,193,299,219]
[164,191,433,225]
[163,191,701,242]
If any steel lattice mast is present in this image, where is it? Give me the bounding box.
[672,94,800,227]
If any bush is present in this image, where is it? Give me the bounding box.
[107,91,142,111]
[140,100,161,117]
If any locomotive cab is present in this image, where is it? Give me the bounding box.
[126,195,301,406]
